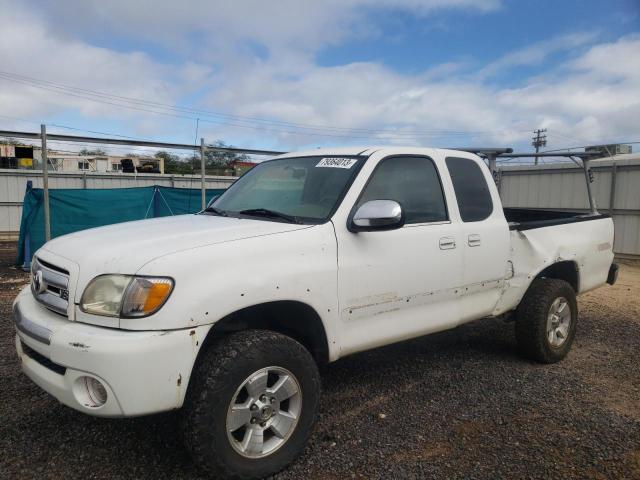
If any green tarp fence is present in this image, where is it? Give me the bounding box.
[17,183,225,267]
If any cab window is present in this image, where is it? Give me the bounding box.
[357,156,448,224]
[445,157,493,222]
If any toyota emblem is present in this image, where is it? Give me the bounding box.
[33,270,46,294]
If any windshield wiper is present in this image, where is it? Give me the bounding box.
[204,206,228,217]
[238,208,302,224]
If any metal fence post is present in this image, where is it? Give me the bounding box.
[200,138,206,210]
[609,163,617,214]
[21,180,33,271]
[581,158,598,214]
[487,153,497,180]
[41,124,51,241]
[153,186,160,217]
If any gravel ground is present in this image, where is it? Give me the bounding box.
[1,240,639,479]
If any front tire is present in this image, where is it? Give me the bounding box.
[181,330,320,479]
[515,278,578,363]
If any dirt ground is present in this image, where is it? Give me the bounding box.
[0,241,638,479]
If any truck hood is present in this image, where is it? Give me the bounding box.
[41,214,310,277]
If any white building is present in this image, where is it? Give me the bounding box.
[45,153,164,174]
[0,144,164,173]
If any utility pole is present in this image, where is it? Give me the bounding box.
[532,128,547,165]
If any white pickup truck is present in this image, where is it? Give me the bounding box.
[13,147,618,479]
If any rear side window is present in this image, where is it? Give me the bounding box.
[357,156,448,224]
[445,157,493,222]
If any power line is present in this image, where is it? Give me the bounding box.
[496,139,640,165]
[0,69,525,141]
[0,135,193,159]
[538,141,640,154]
[546,131,588,145]
[0,129,282,157]
[0,136,264,165]
[2,70,636,150]
[0,113,154,141]
[0,70,494,136]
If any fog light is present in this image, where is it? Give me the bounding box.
[83,376,107,407]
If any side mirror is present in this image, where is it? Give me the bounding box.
[350,200,404,232]
[206,195,220,209]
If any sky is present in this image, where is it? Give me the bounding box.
[0,0,638,156]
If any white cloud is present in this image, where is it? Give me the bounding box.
[0,0,638,153]
[571,33,640,79]
[494,35,640,143]
[203,33,640,148]
[0,11,181,117]
[26,0,500,58]
[478,32,599,79]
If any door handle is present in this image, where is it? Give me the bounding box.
[468,234,481,247]
[439,236,456,250]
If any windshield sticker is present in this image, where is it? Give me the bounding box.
[316,157,358,169]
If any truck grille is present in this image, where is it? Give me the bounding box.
[31,257,70,316]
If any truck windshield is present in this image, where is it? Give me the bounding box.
[206,156,365,223]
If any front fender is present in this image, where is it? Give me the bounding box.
[122,223,341,357]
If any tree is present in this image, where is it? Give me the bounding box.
[78,148,106,156]
[157,140,250,175]
[155,151,192,174]
[204,140,250,168]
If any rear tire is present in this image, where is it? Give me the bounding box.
[515,278,578,363]
[181,330,320,479]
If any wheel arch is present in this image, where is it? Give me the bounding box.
[201,300,330,365]
[534,260,580,292]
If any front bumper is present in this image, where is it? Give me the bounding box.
[13,289,211,417]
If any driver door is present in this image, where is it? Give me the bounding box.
[334,155,464,356]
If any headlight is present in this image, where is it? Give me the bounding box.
[80,275,130,316]
[80,275,174,318]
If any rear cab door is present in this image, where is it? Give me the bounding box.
[442,152,511,320]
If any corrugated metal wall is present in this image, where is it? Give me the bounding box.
[0,169,236,234]
[499,156,640,257]
[3,158,639,257]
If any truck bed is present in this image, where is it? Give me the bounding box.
[504,207,610,231]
